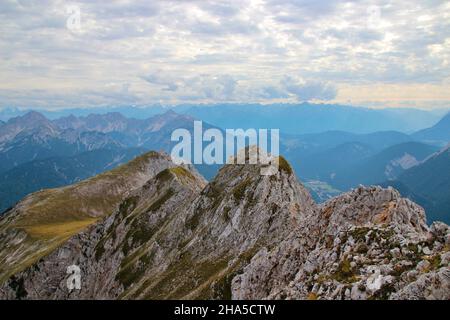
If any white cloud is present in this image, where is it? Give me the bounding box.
[0,0,449,109]
[281,76,337,101]
[142,72,238,101]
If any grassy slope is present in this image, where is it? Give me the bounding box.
[0,151,162,283]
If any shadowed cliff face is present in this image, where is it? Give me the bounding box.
[0,152,448,300]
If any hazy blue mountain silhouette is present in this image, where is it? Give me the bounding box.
[184,103,444,134]
[0,148,146,213]
[382,146,450,223]
[413,112,450,146]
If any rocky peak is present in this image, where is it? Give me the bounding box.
[141,110,194,132]
[195,157,316,243]
[319,186,428,238]
[7,111,54,130]
[0,111,58,143]
[54,112,133,133]
[53,114,84,130]
[161,109,178,117]
[232,184,449,300]
[81,112,131,133]
[17,111,48,123]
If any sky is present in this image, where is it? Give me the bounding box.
[0,0,449,110]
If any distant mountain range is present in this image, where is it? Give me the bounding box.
[183,103,448,134]
[412,112,450,146]
[282,130,414,170]
[0,106,172,121]
[325,142,439,190]
[282,115,449,212]
[282,132,438,186]
[383,146,450,223]
[0,109,448,223]
[0,112,123,173]
[0,148,146,214]
[2,104,448,134]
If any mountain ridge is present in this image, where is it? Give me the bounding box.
[0,151,448,300]
[184,103,444,134]
[0,147,147,213]
[233,186,449,300]
[384,146,450,223]
[413,112,450,145]
[0,151,182,283]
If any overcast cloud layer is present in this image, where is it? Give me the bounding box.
[0,0,449,109]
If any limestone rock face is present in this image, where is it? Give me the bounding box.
[0,153,448,300]
[232,186,449,300]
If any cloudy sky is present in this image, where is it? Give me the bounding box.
[0,0,449,109]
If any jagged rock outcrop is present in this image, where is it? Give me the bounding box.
[232,186,449,300]
[0,153,448,300]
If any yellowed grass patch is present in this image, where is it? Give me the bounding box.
[22,218,98,239]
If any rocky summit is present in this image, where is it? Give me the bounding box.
[0,151,448,300]
[232,186,449,300]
